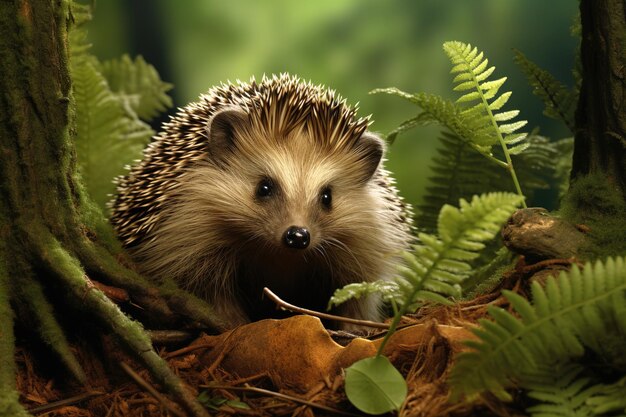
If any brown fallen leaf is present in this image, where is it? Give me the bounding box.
[193,315,475,392]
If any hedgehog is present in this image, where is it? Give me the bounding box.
[111,74,413,330]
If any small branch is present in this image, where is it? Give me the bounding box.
[148,330,195,346]
[119,362,186,417]
[200,384,362,417]
[164,343,217,359]
[26,391,105,414]
[263,287,389,329]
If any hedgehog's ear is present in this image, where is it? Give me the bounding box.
[353,131,384,183]
[207,106,249,163]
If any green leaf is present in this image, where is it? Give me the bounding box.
[489,91,512,110]
[197,391,250,411]
[493,110,520,122]
[345,356,407,415]
[225,400,251,410]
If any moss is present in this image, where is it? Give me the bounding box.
[559,173,626,258]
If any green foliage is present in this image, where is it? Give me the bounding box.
[374,41,529,206]
[524,363,603,417]
[344,356,407,415]
[197,391,250,412]
[330,193,524,315]
[394,192,524,311]
[99,54,173,121]
[69,5,171,210]
[444,41,528,155]
[585,377,626,415]
[416,131,570,232]
[514,49,578,133]
[328,280,403,311]
[449,256,626,413]
[336,193,522,414]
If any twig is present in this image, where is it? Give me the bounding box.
[228,372,271,387]
[27,391,105,414]
[119,361,186,417]
[148,329,195,345]
[164,342,215,359]
[200,384,362,417]
[263,287,389,329]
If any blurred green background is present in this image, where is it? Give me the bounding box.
[87,0,579,208]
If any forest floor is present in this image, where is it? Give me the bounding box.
[14,259,566,417]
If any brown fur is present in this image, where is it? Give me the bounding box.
[111,74,413,329]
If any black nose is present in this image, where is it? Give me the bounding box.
[283,226,310,249]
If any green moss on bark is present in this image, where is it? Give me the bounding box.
[0,2,215,416]
[560,173,626,258]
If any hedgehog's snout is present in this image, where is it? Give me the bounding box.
[283,226,310,249]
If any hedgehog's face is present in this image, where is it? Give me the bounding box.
[201,106,386,258]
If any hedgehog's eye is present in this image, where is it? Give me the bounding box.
[255,178,274,199]
[320,186,332,209]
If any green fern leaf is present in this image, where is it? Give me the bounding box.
[586,376,626,415]
[69,5,171,211]
[449,256,626,401]
[443,41,529,158]
[514,49,577,133]
[396,193,523,310]
[327,281,403,310]
[371,88,493,154]
[524,363,602,417]
[329,193,522,314]
[99,54,173,121]
[72,56,153,209]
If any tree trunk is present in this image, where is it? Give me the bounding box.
[572,0,626,198]
[0,2,215,416]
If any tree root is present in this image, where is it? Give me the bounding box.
[18,226,211,417]
[0,246,30,417]
[15,270,87,383]
[71,234,227,331]
[0,1,220,415]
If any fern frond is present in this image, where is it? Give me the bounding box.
[371,88,492,154]
[586,376,626,415]
[449,256,626,401]
[443,41,528,158]
[396,193,523,310]
[328,280,403,310]
[69,8,172,211]
[68,3,92,58]
[417,132,566,232]
[524,363,601,417]
[514,49,577,133]
[72,57,153,209]
[329,193,522,316]
[99,54,173,121]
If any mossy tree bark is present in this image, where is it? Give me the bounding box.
[0,2,219,416]
[573,0,626,199]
